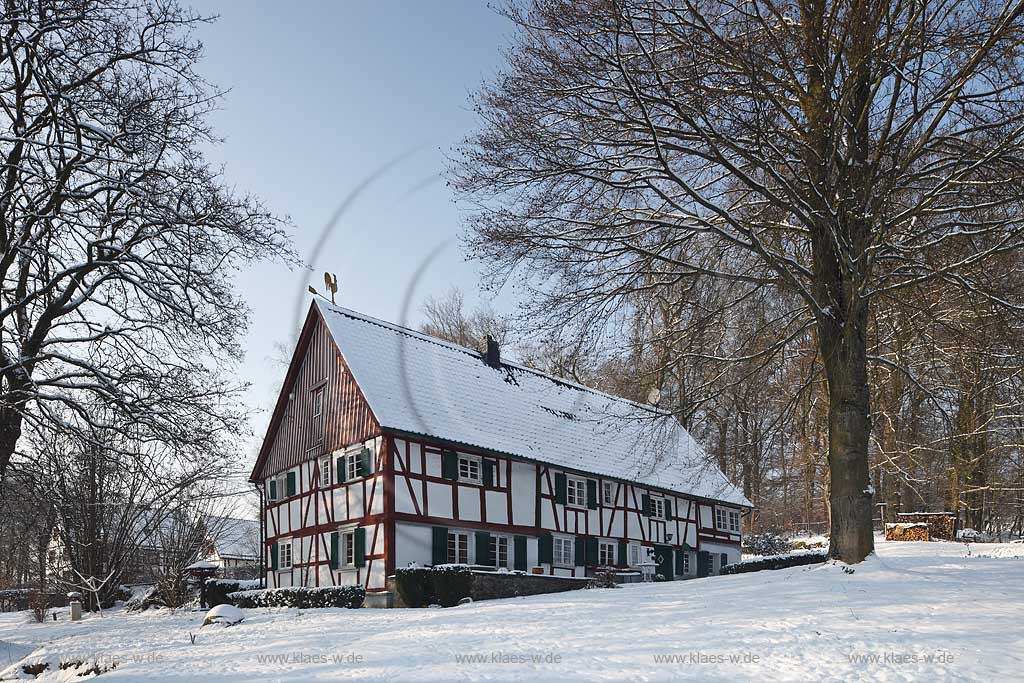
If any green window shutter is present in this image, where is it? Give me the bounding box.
[270,542,279,571]
[513,536,527,571]
[358,447,372,477]
[442,450,458,480]
[482,460,494,487]
[286,471,296,497]
[664,499,673,519]
[354,527,367,567]
[574,536,586,566]
[432,526,448,565]
[554,473,567,505]
[585,537,598,565]
[336,456,344,483]
[641,494,651,517]
[720,553,729,569]
[476,531,492,566]
[586,480,598,509]
[329,532,339,570]
[675,549,684,575]
[269,479,277,501]
[538,533,553,564]
[618,540,628,567]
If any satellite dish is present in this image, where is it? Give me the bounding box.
[647,387,662,405]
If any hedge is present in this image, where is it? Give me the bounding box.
[205,579,262,607]
[227,585,365,609]
[721,551,829,575]
[393,566,472,607]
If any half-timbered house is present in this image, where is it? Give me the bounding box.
[250,300,751,606]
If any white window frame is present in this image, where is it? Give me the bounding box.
[683,551,691,575]
[728,509,741,533]
[344,451,361,482]
[276,474,288,500]
[566,476,587,508]
[278,539,293,570]
[602,481,614,506]
[716,507,733,530]
[651,497,666,520]
[341,528,356,567]
[448,530,470,565]
[598,540,616,566]
[311,386,324,422]
[458,455,481,484]
[319,455,332,487]
[489,534,510,568]
[552,536,574,566]
[628,543,643,567]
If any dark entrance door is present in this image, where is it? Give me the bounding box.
[654,544,674,580]
[697,550,712,577]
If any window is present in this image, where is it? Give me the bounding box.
[683,552,691,574]
[552,536,574,566]
[447,531,469,564]
[489,535,510,568]
[279,540,292,570]
[598,540,616,566]
[716,507,740,531]
[728,510,741,533]
[276,474,288,499]
[458,455,480,483]
[342,530,356,566]
[311,386,324,422]
[566,477,587,507]
[345,452,361,481]
[651,497,666,519]
[319,456,331,487]
[268,476,278,501]
[629,543,643,567]
[602,481,614,506]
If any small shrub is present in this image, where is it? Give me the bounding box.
[28,590,50,623]
[228,585,365,609]
[742,531,792,556]
[721,551,828,575]
[587,569,621,589]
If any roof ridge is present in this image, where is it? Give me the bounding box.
[315,299,668,418]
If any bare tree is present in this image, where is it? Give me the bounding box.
[0,0,289,483]
[452,0,1024,561]
[420,287,511,350]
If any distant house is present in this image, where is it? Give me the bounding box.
[250,301,751,604]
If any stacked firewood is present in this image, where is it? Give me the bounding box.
[895,513,956,540]
[885,523,931,542]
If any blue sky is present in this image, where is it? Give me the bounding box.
[195,1,514,458]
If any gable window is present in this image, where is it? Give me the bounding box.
[602,481,614,506]
[728,510,741,533]
[566,477,587,507]
[598,540,616,566]
[650,497,666,520]
[319,456,332,487]
[552,536,574,566]
[447,531,469,564]
[489,535,510,568]
[458,455,481,483]
[279,540,293,570]
[311,386,324,423]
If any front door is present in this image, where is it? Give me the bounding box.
[654,544,674,580]
[697,550,711,578]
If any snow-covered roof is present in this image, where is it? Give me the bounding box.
[316,301,750,507]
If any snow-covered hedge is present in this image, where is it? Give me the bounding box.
[722,550,828,575]
[227,585,365,609]
[205,579,262,607]
[394,565,472,607]
[742,532,792,556]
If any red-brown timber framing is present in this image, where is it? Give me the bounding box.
[251,303,745,593]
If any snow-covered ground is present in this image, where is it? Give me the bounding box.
[2,539,1022,682]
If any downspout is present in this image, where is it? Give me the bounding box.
[254,481,265,586]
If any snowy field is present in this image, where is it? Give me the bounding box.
[2,539,1022,682]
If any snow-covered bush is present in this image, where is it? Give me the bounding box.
[586,570,621,589]
[205,579,261,607]
[721,551,828,575]
[227,585,365,609]
[742,532,792,556]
